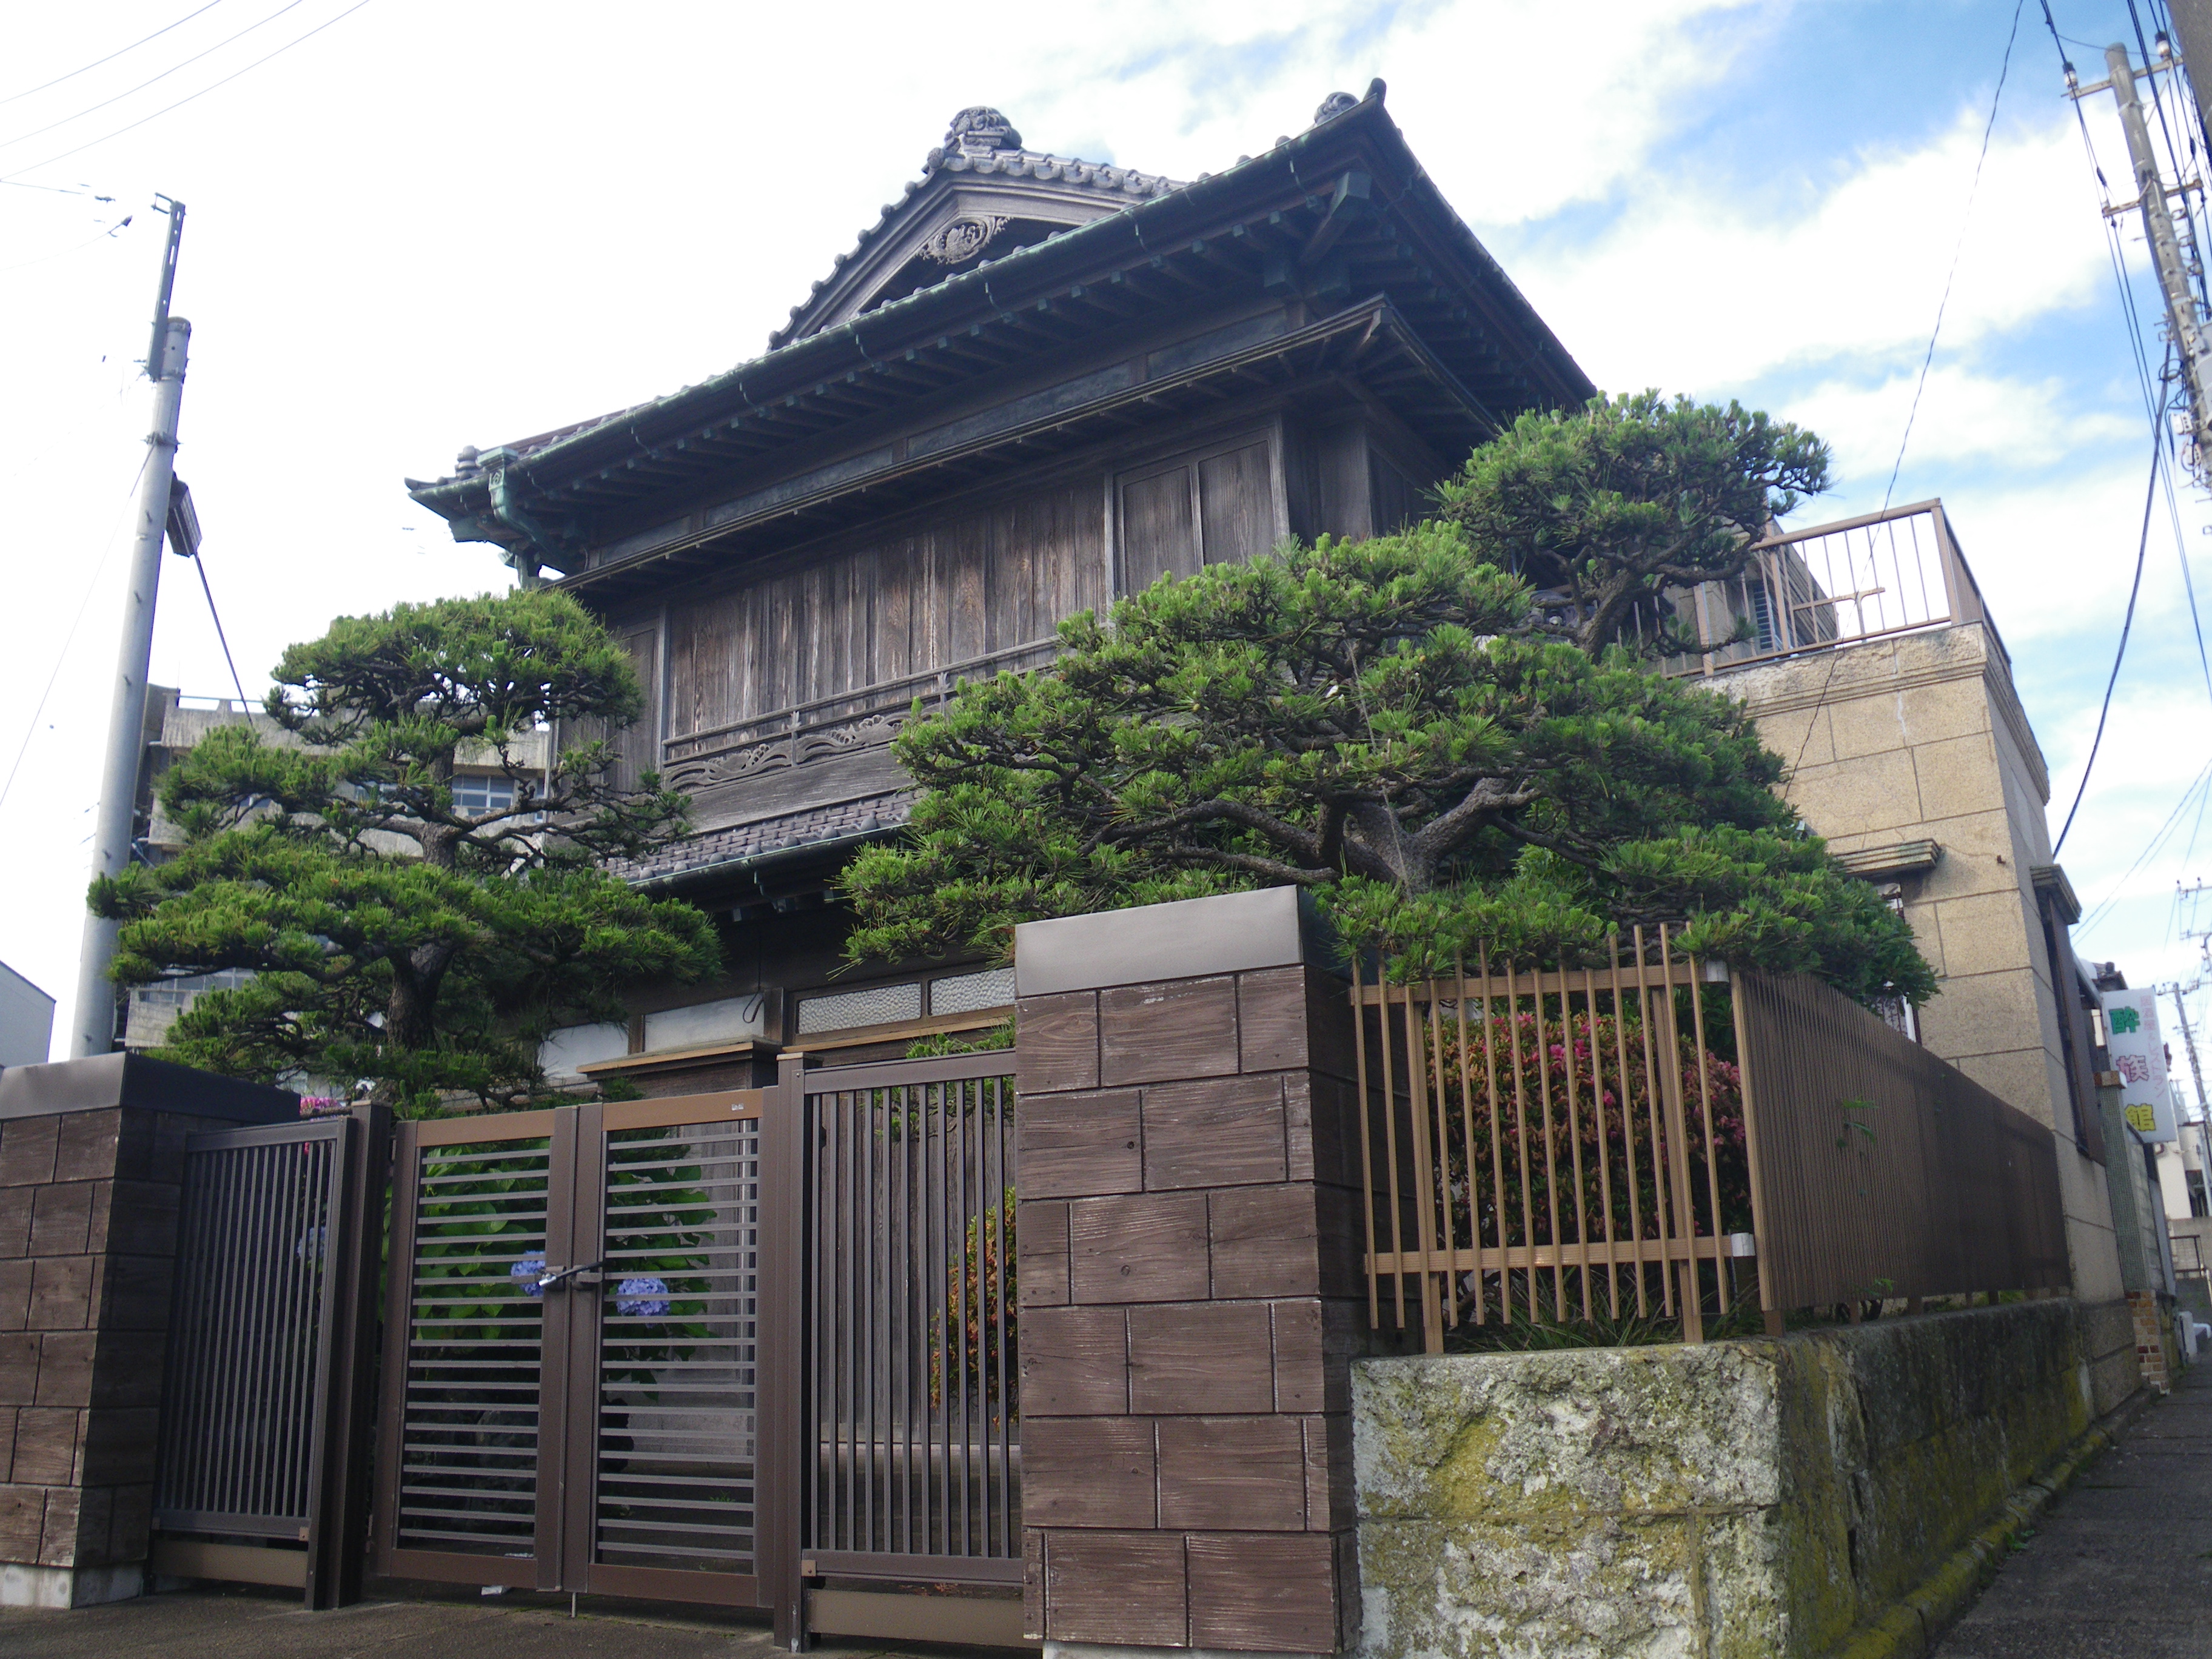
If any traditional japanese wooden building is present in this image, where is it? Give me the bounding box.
[406,84,1594,1090]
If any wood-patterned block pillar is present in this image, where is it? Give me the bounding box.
[1014,888,1364,1657]
[0,1054,296,1608]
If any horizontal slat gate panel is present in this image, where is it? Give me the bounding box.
[390,1125,552,1564]
[804,1059,1019,1575]
[155,1119,347,1539]
[592,1114,763,1583]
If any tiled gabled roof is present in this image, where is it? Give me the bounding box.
[767,105,1184,349]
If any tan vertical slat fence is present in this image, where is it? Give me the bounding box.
[1353,936,2073,1351]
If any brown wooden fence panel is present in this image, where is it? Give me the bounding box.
[1353,937,2073,1353]
[1732,969,2070,1313]
[1352,928,1744,1350]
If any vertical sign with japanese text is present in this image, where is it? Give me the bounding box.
[2101,988,2177,1142]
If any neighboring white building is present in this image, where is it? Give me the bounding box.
[0,959,55,1067]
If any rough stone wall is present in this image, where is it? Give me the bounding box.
[1715,626,2124,1308]
[1354,1302,2103,1659]
[0,1107,195,1590]
[1017,945,1369,1653]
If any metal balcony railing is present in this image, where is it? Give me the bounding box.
[1632,500,2007,678]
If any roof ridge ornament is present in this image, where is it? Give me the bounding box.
[1313,90,1359,124]
[945,106,1021,159]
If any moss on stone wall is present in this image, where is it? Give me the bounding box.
[1353,1302,2103,1659]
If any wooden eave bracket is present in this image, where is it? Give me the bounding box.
[1301,170,1374,266]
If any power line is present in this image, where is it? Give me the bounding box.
[0,0,374,184]
[1880,0,2026,512]
[1791,0,2023,785]
[184,549,253,710]
[0,0,310,154]
[2080,751,2212,933]
[0,454,148,816]
[0,212,135,275]
[0,1,231,107]
[2056,438,2163,856]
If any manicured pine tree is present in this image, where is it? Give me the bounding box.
[840,395,1932,1007]
[91,589,720,1112]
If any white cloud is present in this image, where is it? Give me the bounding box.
[1515,103,2116,390]
[1779,366,2138,480]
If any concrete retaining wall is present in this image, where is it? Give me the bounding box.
[1353,1302,2120,1659]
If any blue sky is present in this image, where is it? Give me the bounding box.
[1,0,2208,1070]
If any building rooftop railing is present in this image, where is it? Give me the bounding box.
[1642,500,2007,679]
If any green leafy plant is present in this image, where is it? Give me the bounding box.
[931,1185,1016,1413]
[842,511,1930,1007]
[90,589,720,1112]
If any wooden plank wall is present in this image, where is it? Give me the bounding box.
[663,478,1107,740]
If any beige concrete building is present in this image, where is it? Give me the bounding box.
[1674,500,2136,1403]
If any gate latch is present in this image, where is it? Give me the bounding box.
[536,1260,605,1290]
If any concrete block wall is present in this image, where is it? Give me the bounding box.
[1013,888,1371,1655]
[0,1106,192,1604]
[0,1054,297,1607]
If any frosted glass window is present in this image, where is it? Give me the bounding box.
[541,1021,630,1079]
[798,982,922,1033]
[452,774,518,815]
[930,968,1015,1014]
[643,994,770,1053]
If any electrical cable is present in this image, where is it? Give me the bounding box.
[2079,752,2212,933]
[1884,0,2026,515]
[0,0,374,184]
[0,0,310,153]
[1790,0,2023,783]
[184,550,253,711]
[0,1,231,107]
[0,454,148,816]
[0,213,134,275]
[2056,438,2162,856]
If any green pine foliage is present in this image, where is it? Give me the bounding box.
[842,398,1931,1008]
[90,589,719,1111]
[1432,390,1829,656]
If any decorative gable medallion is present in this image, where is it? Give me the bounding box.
[920,214,1008,266]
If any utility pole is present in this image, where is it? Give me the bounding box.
[2170,979,2210,1119]
[70,199,188,1059]
[2090,42,2212,477]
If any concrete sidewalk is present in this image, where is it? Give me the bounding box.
[1932,1355,2212,1657]
[0,1582,984,1659]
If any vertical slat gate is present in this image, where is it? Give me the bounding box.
[799,1052,1021,1584]
[155,1111,377,1604]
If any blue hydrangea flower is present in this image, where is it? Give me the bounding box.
[295,1225,326,1261]
[615,1276,669,1318]
[511,1255,547,1297]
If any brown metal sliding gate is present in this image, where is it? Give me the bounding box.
[794,1052,1022,1630]
[153,1107,386,1607]
[373,1091,768,1606]
[371,1058,1019,1643]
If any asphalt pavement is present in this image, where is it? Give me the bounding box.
[1932,1351,2212,1657]
[0,1582,954,1659]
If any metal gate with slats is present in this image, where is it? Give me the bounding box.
[369,1064,1022,1646]
[373,1093,768,1607]
[153,1107,384,1607]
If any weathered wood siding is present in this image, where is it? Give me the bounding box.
[663,477,1106,742]
[1116,434,1276,589]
